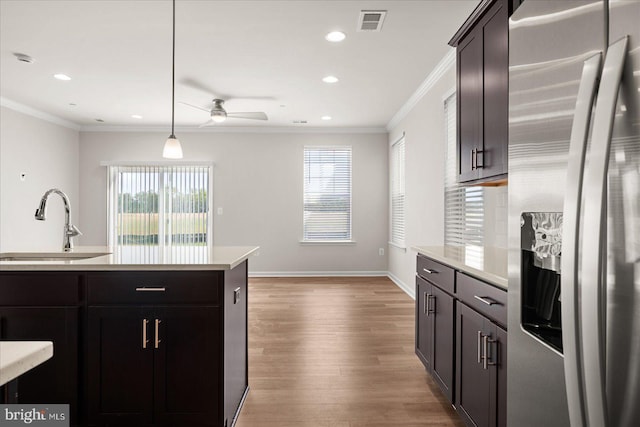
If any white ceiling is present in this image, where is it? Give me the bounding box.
[0,0,477,130]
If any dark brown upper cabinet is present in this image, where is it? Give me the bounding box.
[450,0,509,185]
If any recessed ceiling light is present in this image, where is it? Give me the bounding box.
[14,53,34,63]
[132,115,143,119]
[321,116,332,121]
[322,75,339,83]
[325,31,346,42]
[54,74,71,81]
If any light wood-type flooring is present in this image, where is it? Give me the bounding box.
[234,277,464,427]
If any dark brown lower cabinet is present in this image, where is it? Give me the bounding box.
[415,276,455,402]
[456,302,506,427]
[87,306,220,426]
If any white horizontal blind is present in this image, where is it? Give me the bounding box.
[391,136,406,246]
[444,93,484,248]
[303,147,352,241]
[108,165,211,263]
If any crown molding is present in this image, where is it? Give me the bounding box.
[1,97,82,131]
[79,125,388,134]
[386,49,456,131]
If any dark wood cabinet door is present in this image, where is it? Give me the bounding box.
[457,29,483,182]
[415,277,432,370]
[431,285,455,403]
[480,0,508,180]
[456,303,491,427]
[153,306,221,426]
[494,326,507,427]
[87,306,154,426]
[0,307,78,422]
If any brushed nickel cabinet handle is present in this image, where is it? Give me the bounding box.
[136,287,166,292]
[483,335,497,370]
[471,148,476,170]
[423,268,438,274]
[474,295,500,306]
[234,287,241,304]
[477,331,483,364]
[426,294,436,316]
[142,319,149,349]
[423,292,428,314]
[154,319,161,349]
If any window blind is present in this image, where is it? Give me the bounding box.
[391,136,406,247]
[444,94,484,250]
[107,165,211,263]
[303,147,352,241]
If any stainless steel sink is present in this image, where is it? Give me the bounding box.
[0,252,111,261]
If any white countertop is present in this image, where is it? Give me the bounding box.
[412,245,508,289]
[0,341,53,386]
[0,246,259,271]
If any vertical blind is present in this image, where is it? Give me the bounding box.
[303,147,352,241]
[107,165,211,263]
[444,93,484,248]
[391,136,406,246]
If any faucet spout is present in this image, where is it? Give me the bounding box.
[35,188,82,251]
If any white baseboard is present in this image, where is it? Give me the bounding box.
[249,271,388,278]
[387,272,415,300]
[249,270,415,300]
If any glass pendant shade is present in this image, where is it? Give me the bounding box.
[163,135,183,159]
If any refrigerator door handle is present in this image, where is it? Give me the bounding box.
[581,35,629,427]
[560,52,602,427]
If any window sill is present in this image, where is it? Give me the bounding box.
[388,241,407,252]
[299,240,356,245]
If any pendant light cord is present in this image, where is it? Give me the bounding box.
[170,0,176,137]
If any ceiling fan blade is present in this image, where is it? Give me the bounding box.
[198,119,216,128]
[226,112,268,120]
[180,78,230,100]
[179,101,210,113]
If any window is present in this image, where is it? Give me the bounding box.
[390,136,406,247]
[303,147,352,241]
[107,164,211,263]
[444,93,484,258]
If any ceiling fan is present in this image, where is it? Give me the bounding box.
[180,98,268,127]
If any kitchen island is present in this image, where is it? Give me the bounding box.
[0,245,258,427]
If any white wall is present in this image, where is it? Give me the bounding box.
[387,66,454,295]
[0,106,80,251]
[78,131,389,274]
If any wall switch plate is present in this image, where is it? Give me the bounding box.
[379,248,384,256]
[217,207,223,215]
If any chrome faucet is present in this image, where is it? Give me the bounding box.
[35,188,82,251]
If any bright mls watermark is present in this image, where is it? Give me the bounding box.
[0,405,69,426]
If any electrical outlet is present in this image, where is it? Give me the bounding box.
[379,248,384,256]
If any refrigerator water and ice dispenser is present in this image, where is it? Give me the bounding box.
[521,212,563,353]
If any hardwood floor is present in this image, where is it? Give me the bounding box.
[235,277,464,427]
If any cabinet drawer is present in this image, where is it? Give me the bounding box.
[87,272,220,305]
[417,255,455,294]
[457,272,507,327]
[0,273,80,305]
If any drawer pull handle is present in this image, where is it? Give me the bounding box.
[142,319,149,349]
[136,287,166,292]
[234,287,241,304]
[423,268,438,274]
[474,295,500,306]
[154,319,161,349]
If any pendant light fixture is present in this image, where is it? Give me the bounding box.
[162,0,183,159]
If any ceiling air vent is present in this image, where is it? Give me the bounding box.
[358,10,387,32]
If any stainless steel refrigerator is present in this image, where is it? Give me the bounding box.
[508,1,640,426]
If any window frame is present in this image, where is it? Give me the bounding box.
[106,162,213,262]
[390,135,406,249]
[302,146,353,243]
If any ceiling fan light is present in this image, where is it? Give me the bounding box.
[211,110,227,123]
[163,135,183,159]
